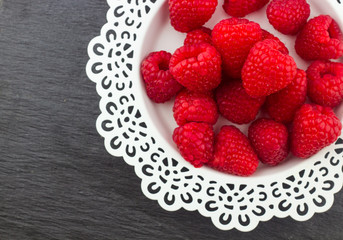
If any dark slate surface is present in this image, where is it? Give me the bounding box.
[0,0,343,239]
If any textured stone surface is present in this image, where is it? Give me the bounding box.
[0,1,343,239]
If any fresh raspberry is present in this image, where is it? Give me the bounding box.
[290,104,342,159]
[248,118,289,166]
[242,39,297,97]
[208,125,259,176]
[173,89,218,126]
[212,17,262,78]
[307,60,343,108]
[223,0,269,18]
[169,43,222,92]
[295,15,343,61]
[261,29,288,54]
[168,0,218,33]
[265,69,307,123]
[173,122,214,167]
[266,0,310,35]
[215,81,265,124]
[184,27,212,46]
[140,51,183,103]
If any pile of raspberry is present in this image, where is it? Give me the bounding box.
[140,0,343,176]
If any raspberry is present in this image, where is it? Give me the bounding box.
[261,29,288,54]
[265,69,307,123]
[295,15,343,60]
[184,27,212,46]
[140,51,183,103]
[168,0,218,33]
[290,104,342,159]
[307,60,343,108]
[173,89,218,126]
[173,122,214,167]
[169,43,222,92]
[242,39,297,97]
[215,81,265,124]
[208,125,259,176]
[212,18,262,78]
[266,0,310,35]
[248,118,289,166]
[223,0,270,18]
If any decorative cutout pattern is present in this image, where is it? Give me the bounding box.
[86,0,343,231]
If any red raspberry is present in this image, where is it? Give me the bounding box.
[169,43,222,92]
[168,0,218,33]
[307,60,343,108]
[212,18,262,78]
[265,69,307,123]
[248,118,289,166]
[173,122,214,167]
[242,39,297,97]
[261,29,288,54]
[140,51,183,103]
[215,81,265,124]
[290,104,342,159]
[266,0,310,35]
[208,125,259,176]
[223,0,269,18]
[173,89,218,126]
[295,15,343,61]
[184,27,212,46]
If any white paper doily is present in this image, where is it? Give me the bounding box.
[86,0,343,231]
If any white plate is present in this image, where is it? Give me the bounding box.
[86,0,343,231]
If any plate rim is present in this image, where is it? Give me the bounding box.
[86,0,343,232]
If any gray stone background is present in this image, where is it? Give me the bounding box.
[0,1,342,239]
